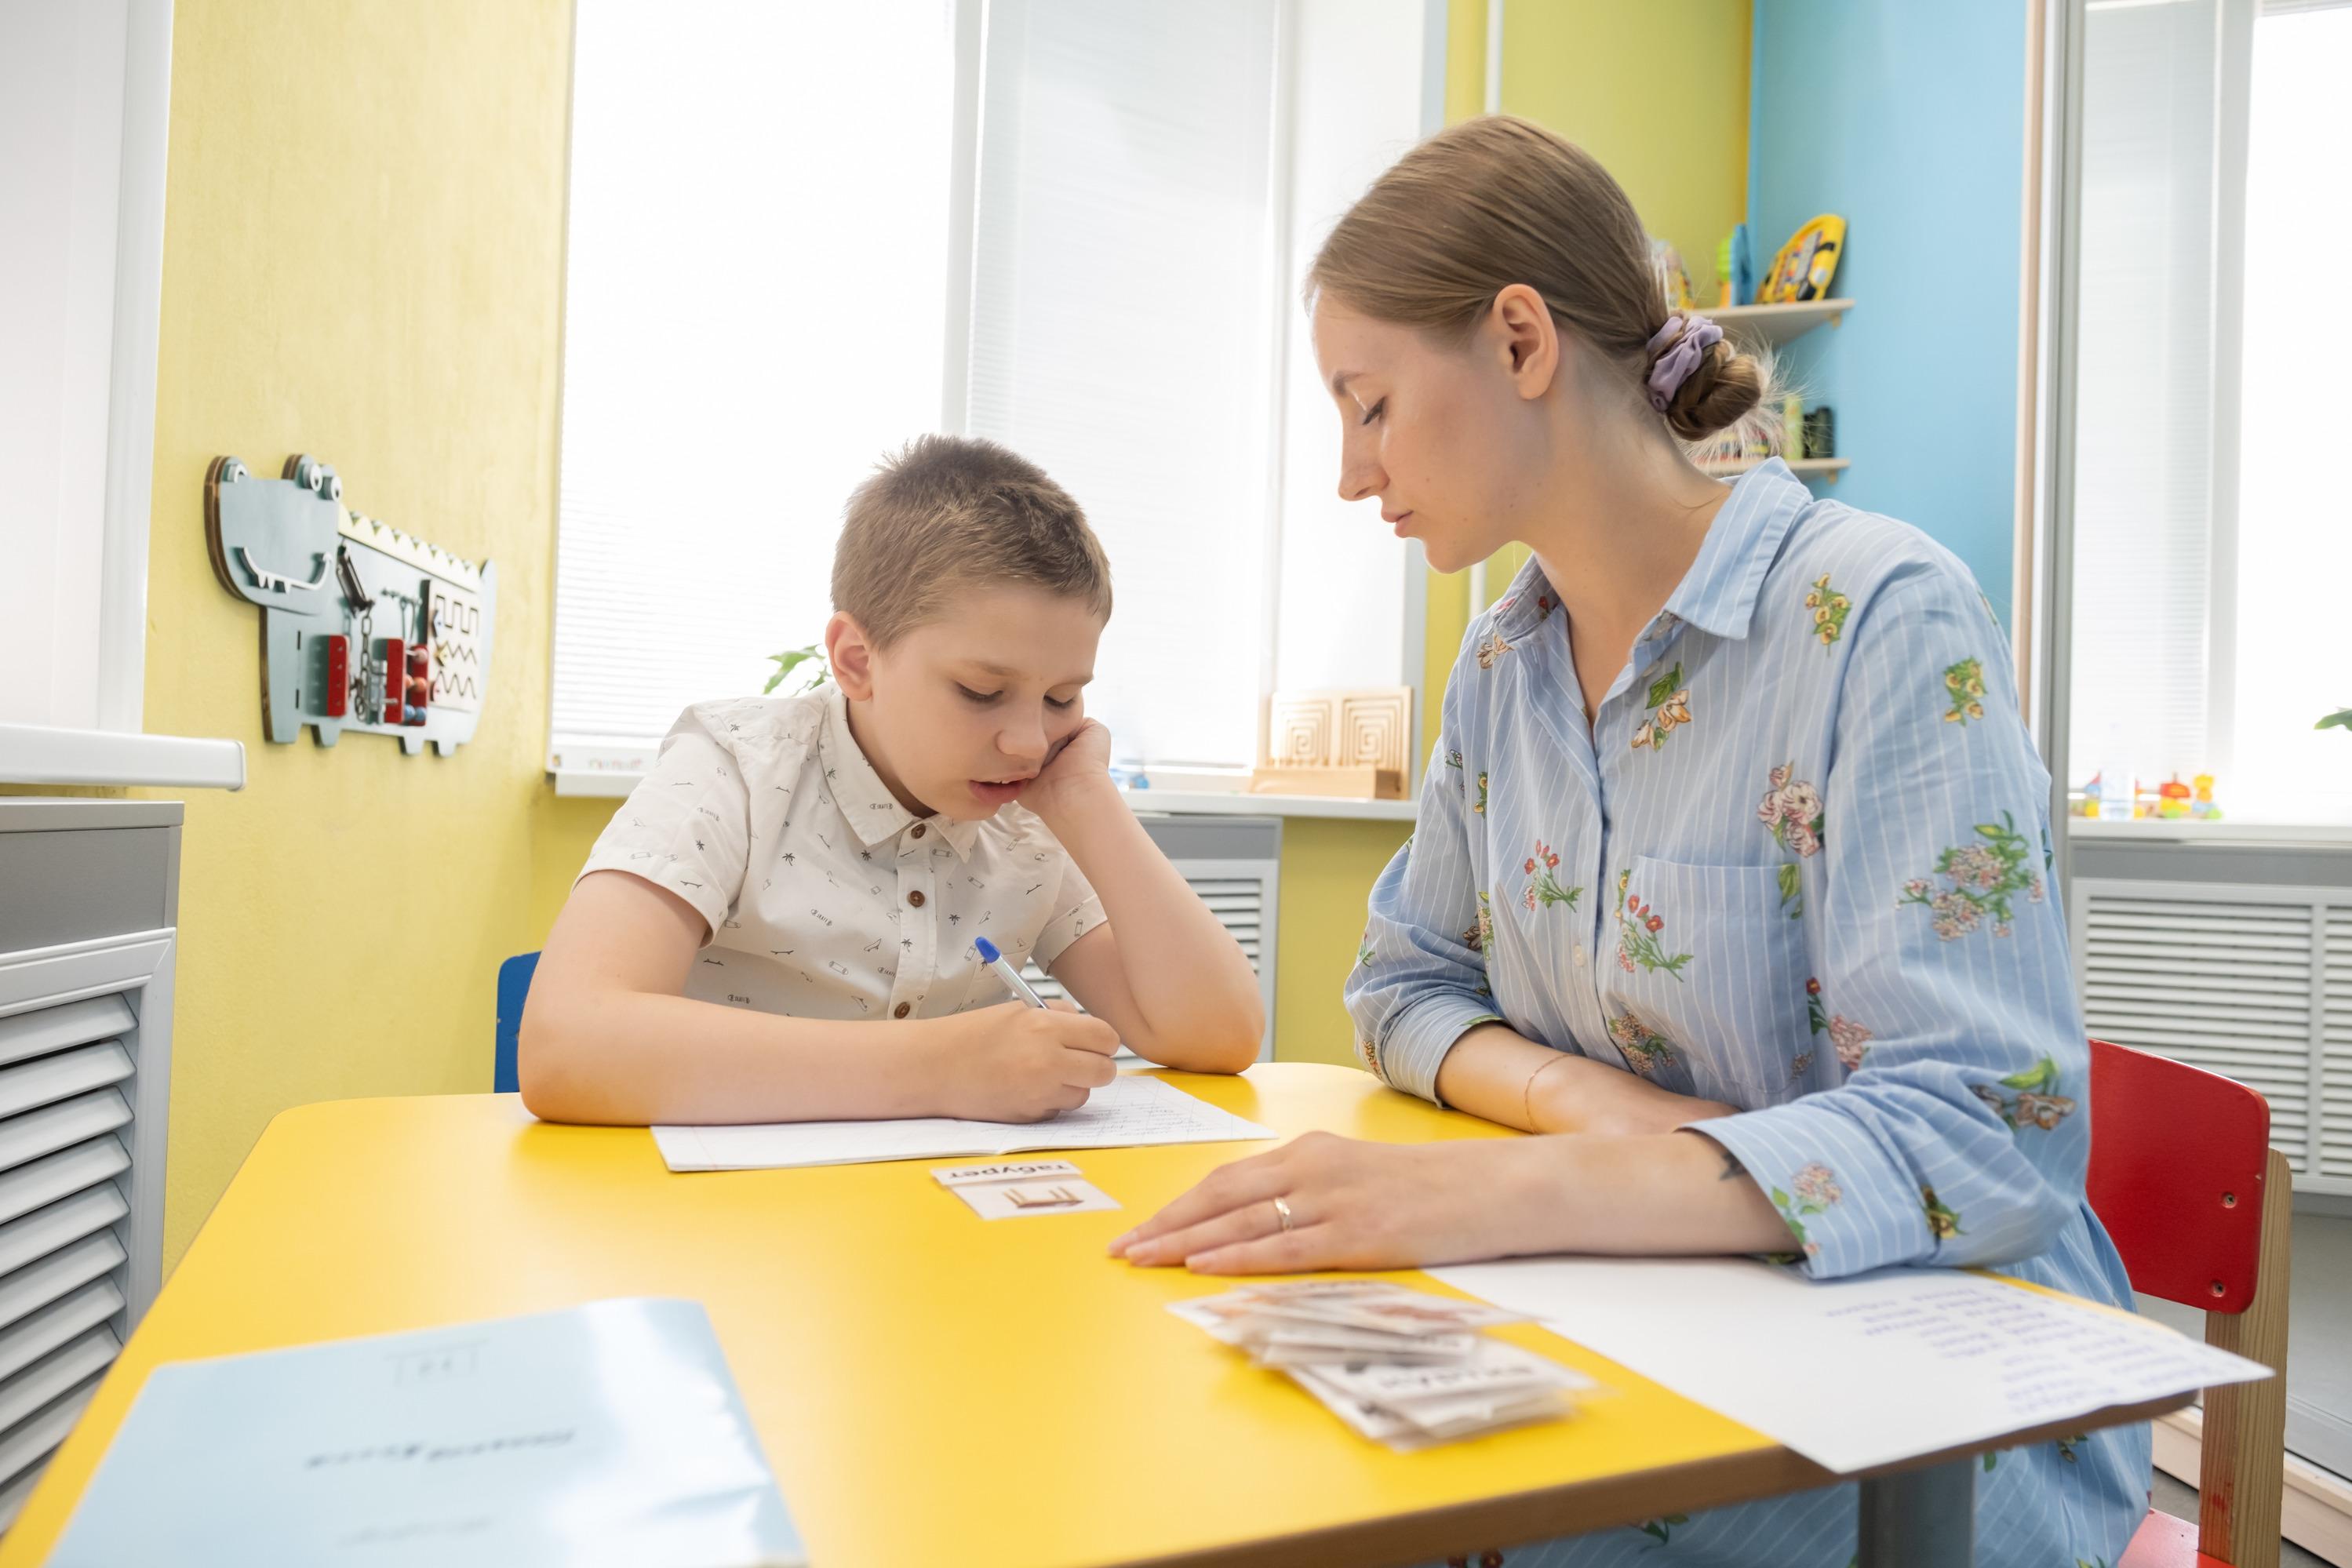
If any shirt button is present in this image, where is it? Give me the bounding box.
[912,824,927,840]
[908,890,926,908]
[894,1002,912,1019]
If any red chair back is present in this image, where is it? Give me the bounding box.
[2084,1039,2273,1315]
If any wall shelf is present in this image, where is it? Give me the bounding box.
[1708,298,1855,348]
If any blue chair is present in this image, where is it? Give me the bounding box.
[493,951,541,1093]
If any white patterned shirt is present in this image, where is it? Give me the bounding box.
[580,689,1105,1021]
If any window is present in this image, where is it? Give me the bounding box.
[550,2,955,769]
[962,1,1282,769]
[2066,0,2352,828]
[0,0,169,737]
[550,0,1437,788]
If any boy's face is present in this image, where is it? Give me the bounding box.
[828,585,1105,822]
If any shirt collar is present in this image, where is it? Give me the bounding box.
[818,687,982,860]
[1484,457,1810,645]
[1658,457,1810,640]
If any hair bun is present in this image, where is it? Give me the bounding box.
[1664,339,1764,443]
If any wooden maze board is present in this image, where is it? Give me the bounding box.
[203,454,497,755]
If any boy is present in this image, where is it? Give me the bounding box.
[521,436,1265,1125]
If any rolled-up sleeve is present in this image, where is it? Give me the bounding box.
[1695,569,2088,1279]
[577,705,755,941]
[1344,660,1503,1103]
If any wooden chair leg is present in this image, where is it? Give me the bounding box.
[2199,1147,2292,1568]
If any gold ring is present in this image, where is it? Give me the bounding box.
[1272,1195,1294,1233]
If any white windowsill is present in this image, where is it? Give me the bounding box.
[2069,817,2352,847]
[1121,789,1418,823]
[0,723,246,791]
[550,766,1418,821]
[550,768,647,799]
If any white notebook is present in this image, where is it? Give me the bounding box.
[49,1298,801,1567]
[654,1072,1275,1172]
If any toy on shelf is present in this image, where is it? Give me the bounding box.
[1759,214,1846,304]
[1717,223,1755,308]
[1803,406,1837,460]
[2069,770,2224,821]
[1250,687,1413,801]
[204,454,497,755]
[2190,773,2223,820]
[1649,238,1694,312]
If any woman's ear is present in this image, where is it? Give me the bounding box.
[1488,282,1561,402]
[825,611,877,700]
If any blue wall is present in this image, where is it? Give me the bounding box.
[1749,0,2028,619]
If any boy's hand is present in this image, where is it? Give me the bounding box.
[938,1001,1121,1122]
[1020,719,1113,824]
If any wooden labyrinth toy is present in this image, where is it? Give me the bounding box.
[203,454,497,755]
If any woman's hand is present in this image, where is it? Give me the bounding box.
[1108,1132,1528,1274]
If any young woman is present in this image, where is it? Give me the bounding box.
[1110,117,2148,1566]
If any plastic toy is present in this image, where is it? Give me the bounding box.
[1760,214,1846,304]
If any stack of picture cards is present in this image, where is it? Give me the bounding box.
[1168,1281,1591,1450]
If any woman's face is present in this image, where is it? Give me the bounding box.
[1311,295,1553,573]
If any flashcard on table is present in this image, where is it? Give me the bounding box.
[931,1160,1121,1220]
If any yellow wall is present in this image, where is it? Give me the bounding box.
[0,0,577,1271]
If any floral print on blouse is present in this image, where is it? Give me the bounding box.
[1355,460,2147,1568]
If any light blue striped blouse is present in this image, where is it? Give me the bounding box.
[1348,460,2150,1567]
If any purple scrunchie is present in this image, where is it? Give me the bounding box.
[1644,313,1724,413]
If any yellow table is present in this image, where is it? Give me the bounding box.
[2,1064,2175,1566]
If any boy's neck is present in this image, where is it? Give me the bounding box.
[841,695,937,819]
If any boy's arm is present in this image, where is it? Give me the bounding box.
[1027,727,1265,1074]
[519,871,1119,1125]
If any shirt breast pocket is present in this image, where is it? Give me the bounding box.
[1610,854,1809,1108]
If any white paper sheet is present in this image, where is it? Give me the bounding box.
[653,1073,1274,1172]
[1429,1257,2270,1474]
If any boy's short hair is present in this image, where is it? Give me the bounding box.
[832,435,1112,647]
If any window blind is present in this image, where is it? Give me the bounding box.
[963,0,1283,770]
[551,1,955,759]
[2068,0,2223,795]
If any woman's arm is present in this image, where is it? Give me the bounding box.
[1434,1022,1735,1134]
[520,871,1120,1125]
[1110,1127,1787,1271]
[1691,567,2086,1278]
[1025,724,1264,1072]
[1342,666,1516,1093]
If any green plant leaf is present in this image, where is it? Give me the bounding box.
[763,645,829,697]
[1644,662,1684,710]
[2319,708,2352,733]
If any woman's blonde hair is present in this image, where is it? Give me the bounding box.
[1308,115,1768,446]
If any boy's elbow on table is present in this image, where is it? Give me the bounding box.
[515,998,606,1125]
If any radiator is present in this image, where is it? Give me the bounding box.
[2070,876,2352,1194]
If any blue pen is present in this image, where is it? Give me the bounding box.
[973,937,1047,1009]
